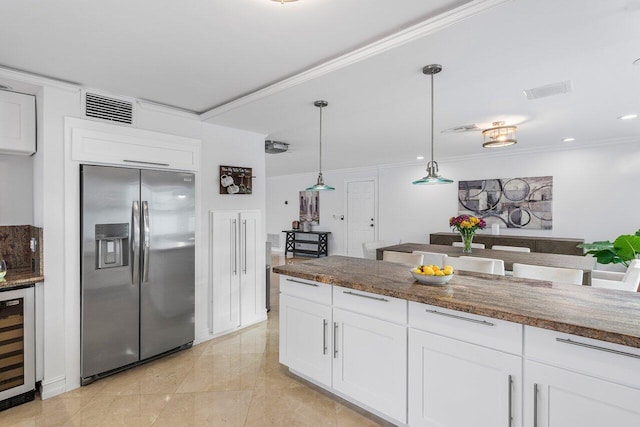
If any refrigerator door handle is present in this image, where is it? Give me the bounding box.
[142,201,150,283]
[132,201,140,285]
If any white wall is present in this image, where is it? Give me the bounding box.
[0,154,34,225]
[266,141,640,255]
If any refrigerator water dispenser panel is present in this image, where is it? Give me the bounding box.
[95,223,129,269]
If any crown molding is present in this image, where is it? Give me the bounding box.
[200,0,511,122]
[0,65,80,92]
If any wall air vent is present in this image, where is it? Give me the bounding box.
[442,124,480,133]
[84,92,134,124]
[265,140,290,154]
[524,80,572,100]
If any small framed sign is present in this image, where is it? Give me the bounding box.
[219,166,253,194]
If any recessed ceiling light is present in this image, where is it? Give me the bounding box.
[416,156,424,160]
[618,114,638,120]
[561,137,575,142]
[272,0,298,3]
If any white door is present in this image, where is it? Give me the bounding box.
[524,361,640,427]
[210,211,241,334]
[346,179,376,257]
[332,307,407,423]
[279,294,332,387]
[239,211,265,326]
[409,329,522,427]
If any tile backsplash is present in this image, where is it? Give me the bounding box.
[0,225,43,273]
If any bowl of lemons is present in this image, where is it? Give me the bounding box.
[410,264,454,285]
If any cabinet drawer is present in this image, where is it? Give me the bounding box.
[280,275,332,305]
[333,286,407,325]
[524,326,640,387]
[409,301,522,355]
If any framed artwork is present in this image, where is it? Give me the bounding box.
[219,166,252,194]
[299,191,319,225]
[458,176,553,229]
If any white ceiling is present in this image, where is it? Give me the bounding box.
[2,0,639,177]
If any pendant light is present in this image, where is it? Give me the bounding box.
[306,100,335,191]
[412,64,453,185]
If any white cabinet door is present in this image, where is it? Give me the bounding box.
[279,294,332,387]
[524,361,640,427]
[239,211,264,326]
[408,329,521,427]
[332,307,407,423]
[0,90,36,155]
[210,211,241,334]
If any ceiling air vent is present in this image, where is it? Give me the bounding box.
[85,92,134,124]
[265,140,289,154]
[442,124,480,133]
[524,80,572,100]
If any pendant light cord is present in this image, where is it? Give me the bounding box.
[430,71,435,165]
[319,104,323,174]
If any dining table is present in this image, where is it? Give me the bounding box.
[376,243,596,285]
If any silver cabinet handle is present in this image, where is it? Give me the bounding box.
[533,383,539,427]
[556,337,640,359]
[424,309,495,326]
[131,201,140,285]
[123,159,170,167]
[333,322,339,358]
[343,290,389,302]
[232,219,237,275]
[286,278,319,287]
[141,201,150,283]
[243,220,247,274]
[323,319,328,355]
[508,375,513,427]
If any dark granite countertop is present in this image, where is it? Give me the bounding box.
[273,255,640,349]
[0,268,44,291]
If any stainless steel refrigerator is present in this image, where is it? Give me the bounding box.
[80,165,195,384]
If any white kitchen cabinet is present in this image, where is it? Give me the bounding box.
[524,360,640,427]
[210,210,265,335]
[279,293,332,387]
[332,307,407,423]
[0,90,36,155]
[408,328,522,427]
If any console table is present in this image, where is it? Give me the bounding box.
[283,230,330,258]
[429,232,584,256]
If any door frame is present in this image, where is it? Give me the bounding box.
[343,177,378,257]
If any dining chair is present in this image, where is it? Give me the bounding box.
[452,242,485,249]
[446,256,495,274]
[362,240,386,259]
[460,256,505,275]
[591,260,640,292]
[413,251,447,267]
[491,245,531,253]
[383,251,424,267]
[512,263,583,285]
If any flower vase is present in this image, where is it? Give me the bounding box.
[460,231,475,254]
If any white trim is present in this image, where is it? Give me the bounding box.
[40,375,67,400]
[200,0,510,121]
[136,99,200,119]
[0,65,80,92]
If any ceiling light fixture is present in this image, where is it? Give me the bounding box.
[618,114,638,120]
[272,0,298,3]
[412,64,453,185]
[561,137,576,142]
[306,100,334,191]
[416,156,424,160]
[482,121,517,148]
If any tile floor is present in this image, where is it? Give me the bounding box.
[1,255,391,426]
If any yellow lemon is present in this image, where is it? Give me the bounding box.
[432,265,440,272]
[422,267,435,276]
[444,265,453,272]
[434,270,445,276]
[413,267,421,274]
[443,267,453,275]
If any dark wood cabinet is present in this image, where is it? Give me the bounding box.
[429,232,584,256]
[283,230,330,258]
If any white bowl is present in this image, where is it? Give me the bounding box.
[410,269,454,286]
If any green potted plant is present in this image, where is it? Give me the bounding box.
[578,229,640,267]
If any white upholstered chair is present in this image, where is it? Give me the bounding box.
[383,251,424,267]
[491,245,531,253]
[460,256,505,275]
[452,241,485,249]
[591,260,640,292]
[413,251,447,267]
[447,257,495,274]
[362,240,386,259]
[512,263,583,285]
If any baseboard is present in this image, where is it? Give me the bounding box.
[40,375,66,400]
[195,316,269,345]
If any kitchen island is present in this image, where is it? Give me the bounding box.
[274,256,640,427]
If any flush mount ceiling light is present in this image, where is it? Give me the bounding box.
[306,100,334,191]
[413,64,453,185]
[482,121,517,148]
